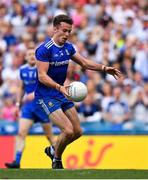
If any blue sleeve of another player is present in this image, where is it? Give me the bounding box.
[35,44,50,62]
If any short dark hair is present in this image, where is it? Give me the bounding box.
[53,14,73,26]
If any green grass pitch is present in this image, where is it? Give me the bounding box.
[0,169,148,179]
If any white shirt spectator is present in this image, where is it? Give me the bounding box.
[106,5,126,24]
[106,99,130,124]
[0,39,7,52]
[84,1,100,26]
[134,49,148,79]
[2,67,19,81]
[101,96,114,111]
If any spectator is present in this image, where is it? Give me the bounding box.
[84,0,100,26]
[70,2,87,28]
[134,42,148,81]
[77,17,91,42]
[1,94,17,122]
[3,22,17,47]
[36,2,49,33]
[121,78,136,108]
[101,81,113,111]
[131,89,148,130]
[103,86,131,130]
[10,2,29,37]
[95,30,116,64]
[133,71,145,94]
[2,54,20,81]
[53,0,68,16]
[78,94,102,122]
[84,31,98,58]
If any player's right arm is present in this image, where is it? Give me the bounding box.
[36,61,69,96]
[14,79,24,118]
[35,46,69,96]
[71,52,122,79]
[15,78,24,107]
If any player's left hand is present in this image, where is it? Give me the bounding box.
[106,67,122,79]
[59,85,71,97]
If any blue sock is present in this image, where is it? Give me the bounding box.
[15,151,22,164]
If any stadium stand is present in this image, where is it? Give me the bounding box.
[0,0,147,134]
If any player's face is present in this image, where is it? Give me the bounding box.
[54,22,72,45]
[26,49,36,66]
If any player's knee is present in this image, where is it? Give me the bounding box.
[18,130,27,139]
[74,128,83,139]
[64,127,74,138]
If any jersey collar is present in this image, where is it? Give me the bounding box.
[51,38,64,48]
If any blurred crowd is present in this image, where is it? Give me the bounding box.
[0,0,147,132]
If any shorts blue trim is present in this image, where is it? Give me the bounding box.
[35,95,74,115]
[21,102,50,123]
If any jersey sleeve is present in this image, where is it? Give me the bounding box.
[35,44,50,62]
[69,43,76,56]
[19,68,23,80]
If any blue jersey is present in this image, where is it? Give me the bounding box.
[19,64,49,123]
[35,38,76,98]
[19,64,37,94]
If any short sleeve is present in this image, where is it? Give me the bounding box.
[70,44,76,56]
[19,68,23,80]
[35,44,50,62]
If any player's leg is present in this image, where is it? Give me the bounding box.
[49,109,74,168]
[42,122,56,146]
[64,106,82,142]
[49,109,74,158]
[35,97,75,169]
[61,98,82,143]
[17,118,33,152]
[42,122,56,160]
[34,104,56,161]
[5,118,33,168]
[42,122,56,161]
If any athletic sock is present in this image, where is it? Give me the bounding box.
[50,146,55,156]
[53,156,61,162]
[15,151,22,164]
